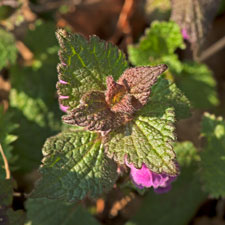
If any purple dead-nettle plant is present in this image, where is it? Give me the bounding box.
[60,63,178,191]
[32,29,190,203]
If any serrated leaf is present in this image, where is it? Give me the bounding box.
[0,28,17,70]
[0,179,25,225]
[126,165,206,225]
[141,77,191,120]
[200,113,225,198]
[105,107,178,175]
[26,198,100,225]
[175,61,219,109]
[31,131,118,202]
[117,65,168,106]
[9,21,62,173]
[128,21,185,66]
[108,108,177,175]
[56,29,128,111]
[170,0,220,50]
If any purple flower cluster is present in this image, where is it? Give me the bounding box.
[125,160,177,194]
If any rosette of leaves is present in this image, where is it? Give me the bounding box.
[31,29,190,203]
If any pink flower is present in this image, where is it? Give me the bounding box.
[60,104,69,112]
[59,95,69,100]
[125,160,177,194]
[59,79,68,84]
[181,28,189,40]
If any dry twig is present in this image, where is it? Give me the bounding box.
[199,35,225,62]
[0,143,11,179]
[110,0,135,44]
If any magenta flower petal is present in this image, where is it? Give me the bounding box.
[125,160,177,193]
[59,79,68,84]
[60,104,69,112]
[59,95,69,100]
[181,28,189,40]
[62,62,67,66]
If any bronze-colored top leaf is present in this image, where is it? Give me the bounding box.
[63,65,168,132]
[118,65,168,106]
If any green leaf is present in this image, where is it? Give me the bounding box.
[175,62,219,109]
[105,77,190,175]
[144,77,191,120]
[0,28,17,70]
[31,131,118,202]
[128,21,185,66]
[0,179,25,225]
[56,29,128,110]
[174,141,200,167]
[126,165,206,225]
[9,21,62,173]
[105,107,177,175]
[200,113,225,198]
[26,198,100,225]
[0,107,18,177]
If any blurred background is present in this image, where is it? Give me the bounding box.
[0,0,225,224]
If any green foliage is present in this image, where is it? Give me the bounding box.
[0,28,17,70]
[56,29,128,110]
[31,131,118,202]
[9,21,62,173]
[175,62,219,108]
[174,141,200,167]
[0,179,25,225]
[200,113,225,198]
[128,20,219,110]
[25,198,100,225]
[128,21,185,66]
[0,107,18,177]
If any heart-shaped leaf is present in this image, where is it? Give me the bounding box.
[31,131,118,202]
[56,29,128,111]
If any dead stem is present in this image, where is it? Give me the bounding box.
[0,143,11,179]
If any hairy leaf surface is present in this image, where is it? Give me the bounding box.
[56,29,128,111]
[31,131,118,202]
